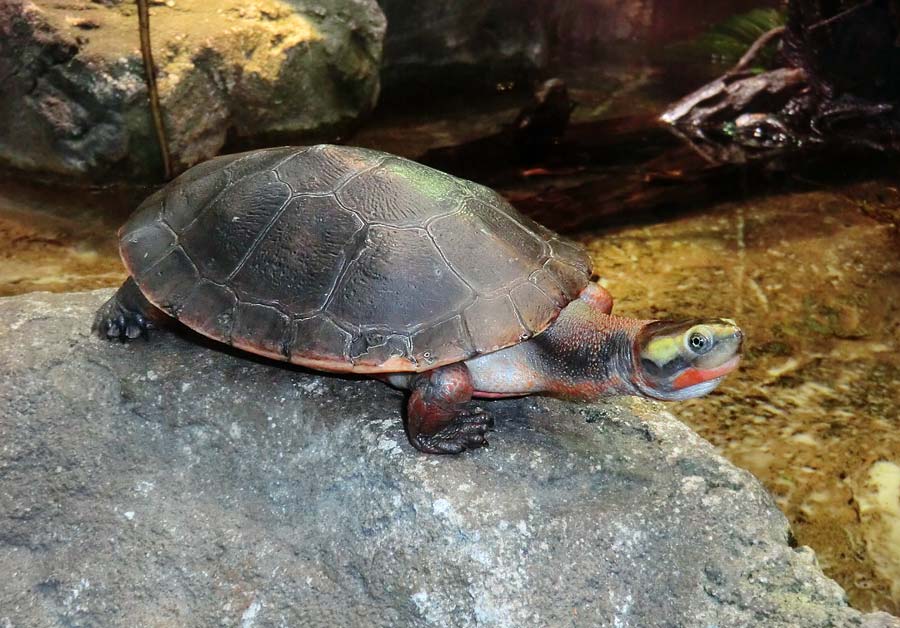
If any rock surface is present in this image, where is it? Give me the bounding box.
[0,0,385,182]
[377,0,547,89]
[543,0,780,58]
[1,290,899,628]
[374,0,778,92]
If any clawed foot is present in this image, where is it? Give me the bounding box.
[92,295,153,341]
[410,410,494,455]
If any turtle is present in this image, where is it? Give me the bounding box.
[93,144,743,454]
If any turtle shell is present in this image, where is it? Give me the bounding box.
[120,145,592,373]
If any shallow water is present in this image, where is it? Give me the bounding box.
[0,175,141,296]
[1,63,898,612]
[583,180,900,613]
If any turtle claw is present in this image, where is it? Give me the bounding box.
[125,313,149,340]
[93,294,153,342]
[411,410,494,455]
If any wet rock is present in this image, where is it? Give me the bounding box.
[376,0,778,92]
[544,0,778,57]
[377,0,547,90]
[0,0,385,182]
[1,289,899,627]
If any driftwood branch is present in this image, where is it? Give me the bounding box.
[807,0,875,31]
[661,24,793,130]
[661,0,900,164]
[137,0,172,180]
[729,25,786,75]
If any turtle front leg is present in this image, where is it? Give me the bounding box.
[406,363,493,454]
[92,277,161,341]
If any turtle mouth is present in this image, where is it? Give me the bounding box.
[670,354,741,398]
[672,354,741,390]
[635,354,741,401]
[670,377,722,399]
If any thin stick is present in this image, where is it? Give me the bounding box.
[137,0,173,180]
[729,26,786,75]
[808,0,875,32]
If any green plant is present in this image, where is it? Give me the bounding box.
[665,8,787,72]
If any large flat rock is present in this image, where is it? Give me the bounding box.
[1,290,898,627]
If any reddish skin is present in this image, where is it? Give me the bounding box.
[673,368,707,390]
[406,363,491,455]
[578,282,614,316]
[533,283,649,400]
[408,283,621,450]
[544,374,632,401]
[408,281,746,453]
[459,284,616,401]
[534,309,648,400]
[472,390,525,399]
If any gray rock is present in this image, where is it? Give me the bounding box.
[0,0,385,182]
[1,289,898,628]
[374,0,766,92]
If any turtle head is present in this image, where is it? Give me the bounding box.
[631,319,743,400]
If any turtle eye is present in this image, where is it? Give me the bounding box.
[686,328,713,355]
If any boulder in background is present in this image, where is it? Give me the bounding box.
[0,0,386,182]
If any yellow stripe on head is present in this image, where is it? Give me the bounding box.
[633,318,743,401]
[641,335,682,367]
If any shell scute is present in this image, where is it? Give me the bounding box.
[229,195,364,313]
[160,148,295,232]
[120,222,176,271]
[179,279,238,342]
[233,302,292,358]
[336,157,464,227]
[549,237,592,276]
[464,294,527,354]
[510,281,559,334]
[325,226,472,333]
[178,170,293,283]
[529,268,569,307]
[349,330,413,367]
[409,315,472,367]
[545,258,589,300]
[430,198,547,295]
[135,247,200,315]
[122,145,592,372]
[292,315,352,362]
[274,145,378,195]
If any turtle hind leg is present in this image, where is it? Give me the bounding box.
[405,363,494,455]
[93,277,160,341]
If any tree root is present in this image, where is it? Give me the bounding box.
[137,0,172,181]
